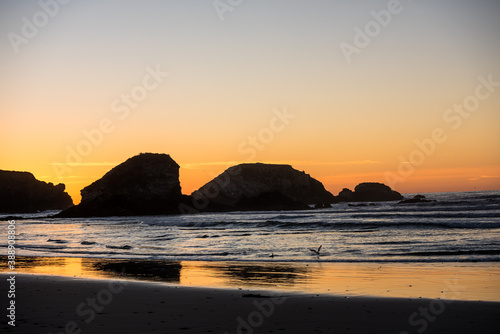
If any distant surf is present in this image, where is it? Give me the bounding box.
[1,190,499,263]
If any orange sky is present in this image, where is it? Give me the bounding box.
[1,1,499,204]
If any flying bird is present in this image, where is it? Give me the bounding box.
[309,245,322,255]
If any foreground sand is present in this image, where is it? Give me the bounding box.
[1,273,499,334]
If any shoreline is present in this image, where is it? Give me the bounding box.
[2,256,500,302]
[1,273,499,334]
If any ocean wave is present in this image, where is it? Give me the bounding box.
[76,219,145,226]
[336,221,500,229]
[349,240,425,246]
[150,236,176,241]
[171,220,500,230]
[5,190,499,265]
[421,201,500,210]
[111,220,144,225]
[8,251,499,263]
[19,245,67,250]
[382,249,500,257]
[268,214,316,220]
[106,245,133,250]
[470,194,500,200]
[47,239,68,244]
[349,211,500,220]
[27,249,240,258]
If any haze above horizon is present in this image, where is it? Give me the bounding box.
[1,0,499,204]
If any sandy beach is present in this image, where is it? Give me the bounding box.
[2,259,500,333]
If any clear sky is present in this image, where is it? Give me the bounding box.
[1,0,499,204]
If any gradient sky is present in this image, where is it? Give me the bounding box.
[1,0,499,204]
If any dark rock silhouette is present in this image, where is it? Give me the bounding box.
[0,170,73,213]
[56,153,184,217]
[399,194,435,204]
[48,153,408,217]
[337,188,355,202]
[235,191,310,211]
[352,182,403,201]
[335,182,403,202]
[192,163,335,210]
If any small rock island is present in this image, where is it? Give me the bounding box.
[334,182,403,202]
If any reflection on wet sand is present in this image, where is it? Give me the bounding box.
[3,256,182,282]
[3,256,500,301]
[179,262,310,289]
[88,259,182,282]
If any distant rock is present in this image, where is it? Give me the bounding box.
[352,183,403,201]
[399,194,435,204]
[335,182,403,202]
[192,163,335,211]
[56,153,183,217]
[0,170,73,213]
[337,188,355,202]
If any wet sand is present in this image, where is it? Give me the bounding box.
[1,273,499,334]
[1,257,500,333]
[3,256,500,301]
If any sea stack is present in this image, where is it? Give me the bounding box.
[0,170,73,213]
[335,182,403,202]
[192,163,335,211]
[56,153,183,217]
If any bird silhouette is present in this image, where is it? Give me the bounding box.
[309,245,322,255]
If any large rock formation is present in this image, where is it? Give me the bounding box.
[57,153,183,217]
[192,163,335,211]
[0,170,73,213]
[335,182,403,202]
[232,191,310,211]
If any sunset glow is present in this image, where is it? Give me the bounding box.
[1,0,499,204]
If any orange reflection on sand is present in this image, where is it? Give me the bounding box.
[306,263,465,300]
[179,261,229,287]
[179,261,500,301]
[4,257,500,301]
[11,257,86,277]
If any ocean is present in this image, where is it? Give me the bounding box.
[2,190,500,263]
